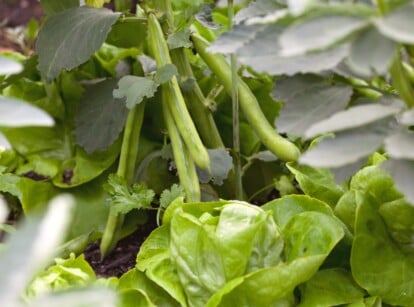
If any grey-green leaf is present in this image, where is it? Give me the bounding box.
[382,158,414,204]
[0,57,23,75]
[0,96,54,127]
[113,76,158,109]
[76,79,128,153]
[279,15,368,56]
[300,121,392,168]
[36,7,121,81]
[305,104,400,139]
[167,29,192,49]
[277,84,352,136]
[154,64,178,85]
[347,27,397,77]
[384,130,414,160]
[197,148,233,185]
[374,2,414,44]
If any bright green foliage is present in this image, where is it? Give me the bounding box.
[104,174,155,215]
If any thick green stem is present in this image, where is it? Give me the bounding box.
[228,0,243,200]
[192,34,300,162]
[390,51,414,108]
[100,102,146,258]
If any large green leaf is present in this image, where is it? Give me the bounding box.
[277,84,352,136]
[36,7,121,81]
[375,2,414,44]
[286,163,344,207]
[136,225,187,306]
[298,269,365,307]
[305,104,400,139]
[351,182,414,305]
[75,79,128,154]
[279,15,368,56]
[39,0,79,15]
[207,212,344,306]
[347,27,397,77]
[0,96,54,127]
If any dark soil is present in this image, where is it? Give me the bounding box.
[84,215,158,278]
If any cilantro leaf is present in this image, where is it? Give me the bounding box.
[105,174,155,215]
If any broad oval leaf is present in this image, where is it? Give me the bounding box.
[75,79,128,153]
[305,104,400,139]
[384,130,414,160]
[347,27,397,77]
[300,121,391,168]
[277,84,352,136]
[279,15,368,56]
[374,2,414,44]
[0,96,54,127]
[0,57,23,75]
[36,7,121,81]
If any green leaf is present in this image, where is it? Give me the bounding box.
[0,57,23,75]
[300,120,392,168]
[375,2,414,44]
[26,254,96,299]
[105,174,155,215]
[160,184,185,209]
[120,288,156,307]
[334,191,357,233]
[305,104,400,139]
[106,18,147,49]
[36,7,121,81]
[351,169,414,305]
[208,212,343,307]
[85,0,111,8]
[75,79,128,153]
[119,268,180,306]
[298,269,365,307]
[167,29,192,49]
[384,130,414,159]
[286,163,344,207]
[0,96,54,127]
[136,225,188,306]
[39,0,79,15]
[113,76,158,109]
[234,0,282,24]
[279,15,368,56]
[277,84,352,136]
[154,64,178,85]
[347,27,397,77]
[382,158,414,204]
[263,194,336,229]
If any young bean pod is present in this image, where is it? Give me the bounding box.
[148,14,210,170]
[191,34,300,162]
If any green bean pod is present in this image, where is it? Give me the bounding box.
[162,86,201,202]
[148,14,210,170]
[191,33,300,162]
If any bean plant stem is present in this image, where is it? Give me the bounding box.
[228,0,243,200]
[100,102,146,258]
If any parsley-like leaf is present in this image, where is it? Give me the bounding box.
[105,174,155,215]
[159,184,185,209]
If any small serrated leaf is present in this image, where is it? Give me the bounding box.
[167,29,192,49]
[113,76,158,109]
[160,184,185,209]
[154,64,178,85]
